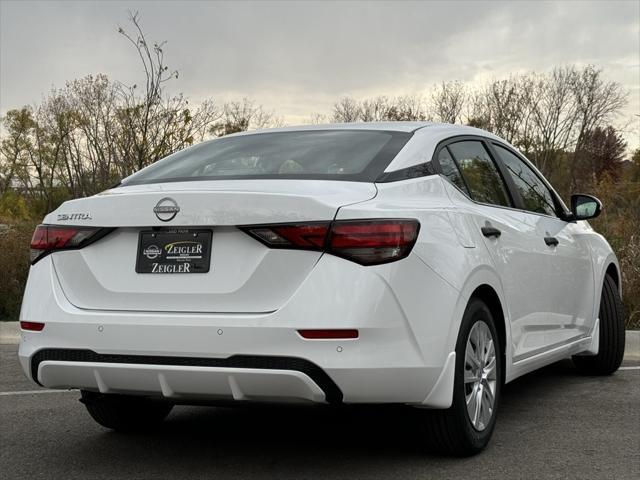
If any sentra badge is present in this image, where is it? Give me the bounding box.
[57,213,92,221]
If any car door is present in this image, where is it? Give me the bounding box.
[436,139,555,361]
[490,143,595,344]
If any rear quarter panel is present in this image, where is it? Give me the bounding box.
[336,176,508,366]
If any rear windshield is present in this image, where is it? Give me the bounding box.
[120,130,411,186]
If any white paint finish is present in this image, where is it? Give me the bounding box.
[510,335,595,380]
[421,351,456,408]
[542,217,596,340]
[444,185,555,360]
[38,361,326,403]
[18,252,456,403]
[576,318,599,356]
[210,121,432,138]
[52,227,321,313]
[45,180,377,227]
[383,123,506,172]
[19,123,620,406]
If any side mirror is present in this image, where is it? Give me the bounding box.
[570,194,602,220]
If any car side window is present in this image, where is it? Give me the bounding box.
[437,148,469,195]
[447,141,511,207]
[493,145,557,217]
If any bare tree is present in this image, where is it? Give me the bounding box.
[115,11,222,173]
[522,68,580,175]
[307,112,329,124]
[385,95,429,121]
[332,94,428,123]
[332,97,362,123]
[360,96,390,122]
[211,98,281,136]
[572,65,628,151]
[431,81,466,124]
[468,76,532,144]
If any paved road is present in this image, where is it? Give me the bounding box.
[1,344,638,480]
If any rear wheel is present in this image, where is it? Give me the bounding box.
[80,390,173,432]
[572,274,625,375]
[420,298,502,456]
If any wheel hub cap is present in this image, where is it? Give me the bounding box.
[464,321,497,431]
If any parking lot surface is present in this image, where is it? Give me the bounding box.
[1,343,638,479]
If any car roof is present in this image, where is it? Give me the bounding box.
[221,122,508,173]
[225,121,434,136]
[225,121,503,139]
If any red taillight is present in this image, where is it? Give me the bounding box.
[20,321,45,331]
[242,219,419,265]
[30,225,104,264]
[248,223,330,249]
[298,329,359,339]
[328,220,419,265]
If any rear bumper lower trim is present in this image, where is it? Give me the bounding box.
[31,349,343,404]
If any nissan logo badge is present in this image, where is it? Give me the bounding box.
[153,197,180,222]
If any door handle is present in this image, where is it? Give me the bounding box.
[544,236,559,247]
[481,226,502,238]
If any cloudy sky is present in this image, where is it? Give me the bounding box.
[1,0,639,148]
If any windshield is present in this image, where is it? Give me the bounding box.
[121,130,411,185]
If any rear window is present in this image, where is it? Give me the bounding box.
[121,130,411,186]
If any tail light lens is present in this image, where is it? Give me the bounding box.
[30,225,109,264]
[328,220,420,265]
[242,219,419,265]
[247,223,330,249]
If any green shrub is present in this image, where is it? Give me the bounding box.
[0,218,36,320]
[589,174,640,329]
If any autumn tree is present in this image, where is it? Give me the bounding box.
[573,126,627,188]
[0,108,35,197]
[0,11,275,216]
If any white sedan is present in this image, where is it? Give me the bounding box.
[19,122,625,455]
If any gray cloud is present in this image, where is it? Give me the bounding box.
[1,0,638,147]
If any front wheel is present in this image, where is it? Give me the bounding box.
[572,274,625,375]
[419,298,502,456]
[80,390,173,432]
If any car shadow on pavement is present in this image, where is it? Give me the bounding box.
[65,358,627,479]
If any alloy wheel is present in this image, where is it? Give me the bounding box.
[464,320,497,431]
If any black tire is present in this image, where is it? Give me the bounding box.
[420,298,502,456]
[80,390,173,432]
[572,274,625,375]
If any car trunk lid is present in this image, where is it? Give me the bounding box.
[47,180,376,313]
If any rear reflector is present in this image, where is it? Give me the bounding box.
[298,329,359,339]
[242,219,419,265]
[30,225,110,264]
[20,321,45,332]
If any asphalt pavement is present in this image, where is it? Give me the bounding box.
[1,341,639,479]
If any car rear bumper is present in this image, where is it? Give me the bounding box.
[34,353,331,404]
[19,253,462,406]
